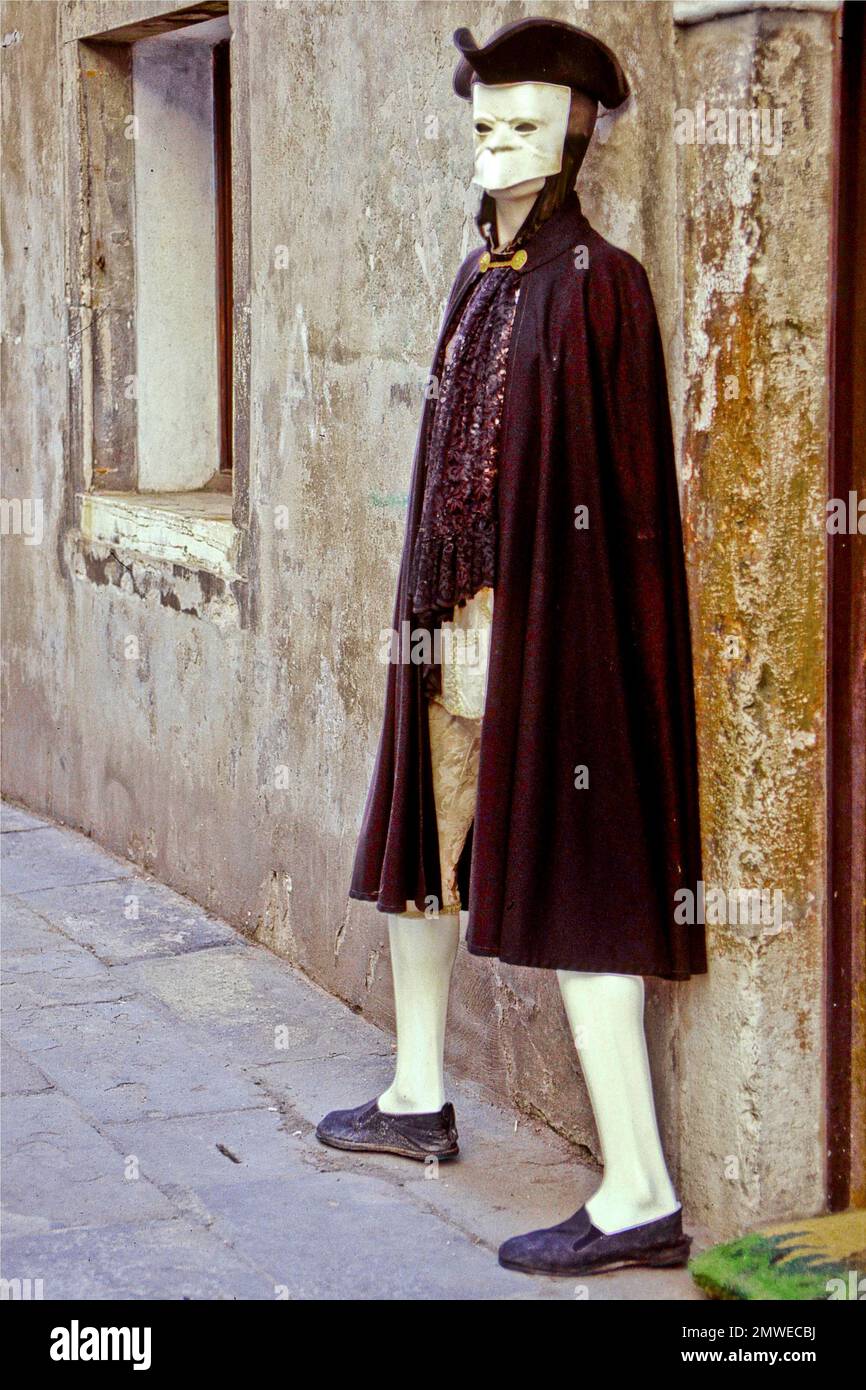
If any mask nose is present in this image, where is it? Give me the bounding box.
[486,121,516,153]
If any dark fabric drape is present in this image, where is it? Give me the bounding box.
[350,194,706,979]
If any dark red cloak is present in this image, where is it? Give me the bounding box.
[350,192,706,980]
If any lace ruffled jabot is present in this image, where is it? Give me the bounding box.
[410,266,520,625]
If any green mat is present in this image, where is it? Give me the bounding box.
[690,1210,866,1301]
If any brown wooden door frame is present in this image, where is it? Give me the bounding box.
[826,0,866,1212]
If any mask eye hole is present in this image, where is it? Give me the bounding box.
[514,121,538,133]
[474,121,493,134]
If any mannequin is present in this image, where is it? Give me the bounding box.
[322,18,703,1276]
[379,75,678,1233]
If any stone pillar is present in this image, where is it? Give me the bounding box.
[673,0,837,1234]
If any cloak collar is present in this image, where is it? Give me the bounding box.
[475,191,591,278]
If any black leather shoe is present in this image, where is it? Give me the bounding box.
[499,1205,691,1276]
[316,1098,459,1161]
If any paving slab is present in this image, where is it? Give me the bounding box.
[1,826,134,896]
[111,943,393,1068]
[2,944,128,1009]
[1,1036,54,1097]
[190,1168,561,1301]
[0,994,269,1123]
[18,876,237,964]
[1,1092,174,1235]
[1,804,48,832]
[1,895,81,955]
[1,1219,276,1300]
[101,1106,304,1192]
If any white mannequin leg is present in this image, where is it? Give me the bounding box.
[377,912,459,1114]
[557,970,680,1233]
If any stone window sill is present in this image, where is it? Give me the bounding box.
[673,0,838,24]
[78,491,242,582]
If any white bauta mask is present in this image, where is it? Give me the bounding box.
[472,81,572,194]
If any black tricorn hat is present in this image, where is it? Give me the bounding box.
[453,17,629,110]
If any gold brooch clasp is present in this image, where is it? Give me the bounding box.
[479,248,528,273]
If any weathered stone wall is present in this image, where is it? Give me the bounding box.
[1,0,837,1237]
[674,4,834,1233]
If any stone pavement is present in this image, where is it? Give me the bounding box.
[1,800,704,1301]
